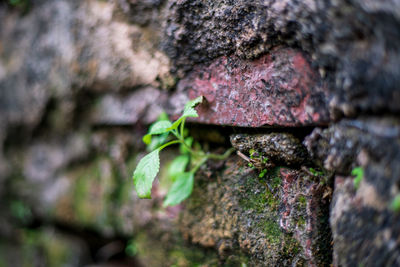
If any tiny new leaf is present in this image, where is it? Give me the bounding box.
[352,166,364,190]
[168,96,203,131]
[143,120,172,145]
[390,194,400,212]
[133,150,160,198]
[146,133,169,152]
[163,172,194,207]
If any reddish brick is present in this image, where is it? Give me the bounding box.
[176,47,329,127]
[278,167,331,266]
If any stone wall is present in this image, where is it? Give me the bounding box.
[0,0,399,266]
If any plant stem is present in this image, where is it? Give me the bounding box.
[190,156,209,174]
[189,148,235,174]
[158,140,181,151]
[171,129,180,139]
[207,147,235,160]
[180,118,185,138]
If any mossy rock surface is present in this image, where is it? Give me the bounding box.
[180,157,332,266]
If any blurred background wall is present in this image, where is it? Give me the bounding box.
[1,0,400,266]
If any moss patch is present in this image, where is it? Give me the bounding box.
[134,232,219,267]
[239,191,267,213]
[0,228,85,267]
[280,234,302,262]
[261,219,282,245]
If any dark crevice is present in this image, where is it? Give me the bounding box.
[187,122,322,145]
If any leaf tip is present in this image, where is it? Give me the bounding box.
[142,134,151,145]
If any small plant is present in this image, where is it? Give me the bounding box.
[239,148,270,178]
[390,194,400,212]
[132,96,234,206]
[351,166,364,190]
[308,167,323,176]
[125,239,138,257]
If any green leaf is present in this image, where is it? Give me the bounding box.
[142,134,152,145]
[125,239,138,257]
[149,120,172,135]
[143,120,172,145]
[163,172,194,207]
[133,150,160,198]
[390,194,400,212]
[157,112,169,121]
[168,155,189,181]
[259,169,267,178]
[351,166,364,190]
[168,96,203,131]
[146,133,169,152]
[185,95,203,108]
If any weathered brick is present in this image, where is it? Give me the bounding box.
[174,47,329,127]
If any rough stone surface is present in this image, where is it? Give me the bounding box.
[230,132,309,167]
[0,227,89,267]
[0,0,170,131]
[90,87,167,125]
[305,119,400,266]
[171,48,329,127]
[181,157,331,266]
[164,0,400,118]
[331,176,400,267]
[1,0,400,266]
[304,117,400,174]
[23,134,89,182]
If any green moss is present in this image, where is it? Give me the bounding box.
[67,157,116,230]
[261,219,282,245]
[169,247,218,267]
[125,239,138,257]
[269,167,282,186]
[239,192,267,213]
[239,167,284,213]
[0,245,5,267]
[73,170,91,224]
[16,228,80,267]
[133,232,218,267]
[224,253,249,266]
[9,200,32,224]
[7,0,30,12]
[298,196,306,205]
[297,195,307,212]
[41,234,70,267]
[297,216,306,227]
[265,190,279,210]
[271,175,281,189]
[280,234,302,261]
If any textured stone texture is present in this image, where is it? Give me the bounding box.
[0,0,170,131]
[331,176,400,267]
[1,0,400,266]
[164,0,400,118]
[181,157,331,266]
[170,48,329,127]
[230,132,309,166]
[90,87,167,125]
[305,119,400,266]
[0,227,89,267]
[304,117,400,174]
